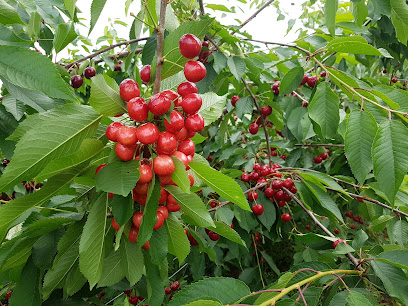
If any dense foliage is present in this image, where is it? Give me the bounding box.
[0,0,408,305]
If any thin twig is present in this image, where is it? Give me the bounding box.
[63,37,149,69]
[153,0,168,94]
[242,38,310,55]
[282,187,363,270]
[297,285,308,306]
[230,0,275,35]
[198,0,205,15]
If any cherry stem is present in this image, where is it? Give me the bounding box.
[163,59,185,70]
[143,2,158,28]
[152,0,168,94]
[297,285,307,305]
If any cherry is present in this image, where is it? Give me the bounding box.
[157,205,169,220]
[231,96,240,107]
[172,151,189,169]
[253,163,261,171]
[283,192,291,202]
[184,61,206,83]
[391,77,398,83]
[301,74,309,85]
[128,97,148,122]
[123,289,132,296]
[115,143,135,161]
[84,67,96,79]
[70,75,83,88]
[351,225,355,229]
[182,93,202,114]
[165,287,172,295]
[209,231,220,241]
[333,239,347,249]
[241,173,250,182]
[198,50,211,64]
[166,195,181,212]
[148,92,171,116]
[153,155,175,176]
[178,139,195,156]
[177,81,198,97]
[157,131,177,155]
[173,127,188,141]
[274,190,285,201]
[383,69,387,73]
[264,187,274,198]
[119,79,140,102]
[290,186,297,194]
[249,123,259,134]
[128,226,139,242]
[133,193,147,206]
[137,123,159,144]
[153,212,165,230]
[159,188,168,204]
[248,191,258,201]
[164,110,184,132]
[272,180,283,190]
[260,168,269,177]
[117,126,138,146]
[271,150,278,156]
[185,113,204,132]
[95,163,107,175]
[320,152,328,160]
[305,225,311,230]
[114,64,121,71]
[282,178,294,189]
[301,102,308,107]
[179,33,202,59]
[280,154,287,160]
[334,228,339,234]
[138,164,153,183]
[129,295,139,305]
[261,105,272,117]
[112,218,120,231]
[134,181,149,195]
[140,65,151,83]
[188,172,194,186]
[132,212,143,228]
[320,71,327,78]
[281,213,290,222]
[252,204,264,215]
[314,156,323,164]
[307,76,318,88]
[277,200,286,207]
[249,171,260,181]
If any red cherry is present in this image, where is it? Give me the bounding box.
[179,34,201,59]
[333,239,347,249]
[282,178,294,189]
[120,79,140,102]
[209,232,220,241]
[305,225,311,230]
[157,205,169,220]
[252,204,264,215]
[248,191,258,201]
[283,192,291,202]
[159,175,175,186]
[249,171,260,181]
[165,110,185,132]
[161,89,179,101]
[184,61,206,83]
[177,81,198,97]
[301,74,309,85]
[95,163,107,176]
[314,156,323,164]
[320,153,328,160]
[129,295,139,305]
[134,182,149,195]
[153,155,175,176]
[334,228,339,234]
[261,105,272,117]
[133,212,144,228]
[307,76,318,88]
[114,64,121,71]
[274,190,285,201]
[70,75,83,88]
[178,139,195,156]
[166,195,181,212]
[172,151,189,168]
[128,97,148,122]
[277,200,286,207]
[249,123,259,134]
[174,97,182,107]
[123,289,132,296]
[281,213,290,222]
[198,50,211,64]
[84,67,96,79]
[241,173,250,182]
[253,163,262,171]
[133,193,147,206]
[173,127,188,141]
[231,96,240,107]
[301,102,308,107]
[320,71,327,78]
[115,143,135,161]
[157,131,177,155]
[392,77,398,83]
[153,212,165,230]
[159,187,168,204]
[264,187,274,198]
[128,226,139,242]
[165,287,172,295]
[137,123,159,144]
[117,126,138,146]
[148,92,171,116]
[140,65,151,83]
[182,93,202,115]
[185,113,204,132]
[112,218,120,231]
[138,164,153,183]
[188,172,194,186]
[272,180,283,190]
[290,186,297,194]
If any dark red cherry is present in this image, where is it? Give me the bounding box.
[70,75,83,88]
[84,67,96,79]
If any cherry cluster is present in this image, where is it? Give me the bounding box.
[98,33,208,248]
[70,66,96,89]
[313,148,329,164]
[164,280,180,299]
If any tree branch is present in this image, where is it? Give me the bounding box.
[63,37,149,69]
[242,38,310,55]
[153,0,168,94]
[282,187,363,270]
[198,0,205,15]
[93,48,143,64]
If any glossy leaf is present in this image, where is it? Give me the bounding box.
[54,22,77,53]
[208,221,246,247]
[390,0,408,44]
[325,0,338,36]
[228,57,246,81]
[171,156,190,193]
[110,194,133,227]
[98,250,125,287]
[198,92,227,126]
[165,214,190,264]
[120,238,144,286]
[327,36,382,55]
[280,67,304,96]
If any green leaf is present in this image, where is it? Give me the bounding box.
[0,46,74,100]
[0,166,84,242]
[79,193,108,289]
[98,249,125,287]
[346,290,374,306]
[165,214,190,264]
[287,107,315,142]
[255,273,294,304]
[280,67,304,96]
[165,185,214,227]
[308,82,340,140]
[95,159,140,197]
[150,227,168,266]
[27,12,42,39]
[0,106,101,192]
[171,157,190,193]
[0,24,31,46]
[352,1,368,27]
[110,194,133,227]
[391,0,408,44]
[392,220,408,246]
[137,177,161,247]
[63,0,77,18]
[371,261,408,304]
[9,258,41,306]
[89,0,107,34]
[370,215,394,232]
[327,36,382,55]
[64,261,86,298]
[235,96,253,118]
[228,57,246,81]
[53,22,77,53]
[206,4,231,12]
[352,229,368,249]
[144,252,165,306]
[161,19,213,79]
[377,250,408,270]
[198,93,227,126]
[36,139,104,181]
[90,74,127,116]
[333,241,355,254]
[185,301,222,306]
[168,277,250,306]
[372,120,408,204]
[212,52,228,74]
[0,0,25,25]
[2,95,24,121]
[189,162,251,211]
[208,221,245,247]
[120,238,144,286]
[325,0,338,36]
[345,110,377,185]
